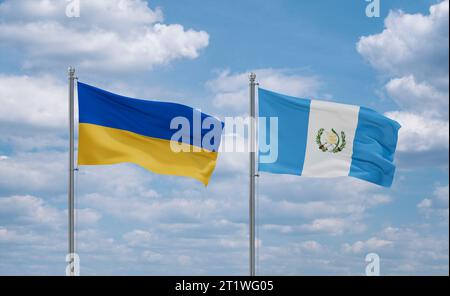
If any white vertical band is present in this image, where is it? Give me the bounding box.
[301,100,360,177]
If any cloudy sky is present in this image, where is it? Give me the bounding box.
[0,0,448,275]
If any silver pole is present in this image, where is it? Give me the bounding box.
[68,67,76,276]
[249,73,256,276]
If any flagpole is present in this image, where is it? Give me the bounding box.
[68,67,76,276]
[249,73,257,276]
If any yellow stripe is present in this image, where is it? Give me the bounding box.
[78,123,219,185]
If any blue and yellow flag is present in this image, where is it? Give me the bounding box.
[77,82,223,185]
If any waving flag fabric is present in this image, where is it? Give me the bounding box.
[77,82,223,185]
[258,88,401,187]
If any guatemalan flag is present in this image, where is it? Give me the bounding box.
[258,88,401,187]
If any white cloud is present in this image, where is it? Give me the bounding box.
[299,218,366,236]
[343,237,393,254]
[417,198,433,210]
[82,193,221,223]
[0,75,71,156]
[0,75,66,129]
[263,218,366,236]
[0,195,62,227]
[123,229,153,247]
[0,0,209,71]
[218,237,248,249]
[366,194,392,207]
[0,227,39,243]
[0,0,163,26]
[206,69,321,112]
[298,240,323,252]
[340,226,448,274]
[418,185,449,220]
[385,111,449,152]
[0,195,100,228]
[357,0,449,79]
[386,75,448,119]
[434,185,449,208]
[259,176,391,214]
[357,0,449,163]
[76,163,157,199]
[76,208,102,226]
[142,250,163,263]
[380,226,448,273]
[262,224,295,234]
[76,229,133,260]
[0,152,66,194]
[253,176,396,241]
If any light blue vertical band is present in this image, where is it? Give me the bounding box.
[349,107,401,187]
[258,88,311,175]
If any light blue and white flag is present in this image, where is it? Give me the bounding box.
[258,88,401,187]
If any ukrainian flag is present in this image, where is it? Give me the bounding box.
[77,82,223,185]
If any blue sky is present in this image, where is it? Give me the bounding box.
[0,0,448,275]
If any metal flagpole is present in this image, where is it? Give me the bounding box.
[68,67,76,276]
[249,73,257,276]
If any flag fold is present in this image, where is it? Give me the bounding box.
[77,82,223,185]
[258,88,401,187]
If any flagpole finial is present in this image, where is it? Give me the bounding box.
[249,72,256,82]
[68,67,75,77]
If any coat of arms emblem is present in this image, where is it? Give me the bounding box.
[316,128,346,153]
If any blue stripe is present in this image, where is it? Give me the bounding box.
[349,107,401,187]
[258,88,310,175]
[77,82,223,151]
